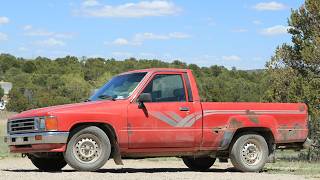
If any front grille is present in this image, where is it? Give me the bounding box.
[8,118,37,134]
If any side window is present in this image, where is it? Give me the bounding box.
[142,74,186,102]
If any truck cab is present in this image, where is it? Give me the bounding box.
[5,68,310,172]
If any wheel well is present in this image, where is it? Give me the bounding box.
[68,122,118,158]
[230,127,275,154]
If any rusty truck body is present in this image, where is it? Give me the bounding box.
[5,68,310,172]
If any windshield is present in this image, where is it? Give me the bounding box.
[89,72,147,101]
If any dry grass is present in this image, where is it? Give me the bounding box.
[0,117,9,158]
[0,111,17,158]
[0,111,17,121]
[263,150,320,178]
[265,160,320,178]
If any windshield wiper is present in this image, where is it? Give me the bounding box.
[98,94,116,101]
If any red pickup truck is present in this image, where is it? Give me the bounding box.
[5,68,310,172]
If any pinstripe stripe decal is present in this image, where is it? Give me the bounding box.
[203,110,304,115]
[149,111,202,127]
[149,109,305,127]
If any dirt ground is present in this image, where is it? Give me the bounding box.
[0,158,316,180]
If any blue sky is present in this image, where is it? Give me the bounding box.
[0,0,304,69]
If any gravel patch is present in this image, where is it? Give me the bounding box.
[0,158,313,180]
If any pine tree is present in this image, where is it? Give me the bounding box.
[266,0,320,160]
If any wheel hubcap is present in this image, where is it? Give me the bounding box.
[240,142,261,166]
[73,136,101,163]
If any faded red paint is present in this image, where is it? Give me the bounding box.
[8,68,309,156]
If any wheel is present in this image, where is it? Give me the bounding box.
[29,154,67,171]
[230,133,269,172]
[64,126,111,171]
[182,156,216,171]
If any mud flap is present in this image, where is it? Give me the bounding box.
[267,144,276,163]
[112,143,124,165]
[303,138,313,149]
[113,153,123,165]
[267,152,276,163]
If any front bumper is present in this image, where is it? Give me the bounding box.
[5,132,69,146]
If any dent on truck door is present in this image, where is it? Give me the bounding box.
[127,73,202,148]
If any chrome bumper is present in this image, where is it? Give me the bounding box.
[5,132,69,146]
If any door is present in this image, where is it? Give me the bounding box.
[127,72,202,148]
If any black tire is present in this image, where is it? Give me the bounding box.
[182,156,216,171]
[230,133,269,172]
[64,126,111,171]
[29,154,67,171]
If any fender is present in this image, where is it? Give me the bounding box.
[65,120,124,165]
[217,113,278,150]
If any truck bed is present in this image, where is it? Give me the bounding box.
[201,102,308,149]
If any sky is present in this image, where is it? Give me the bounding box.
[0,0,305,69]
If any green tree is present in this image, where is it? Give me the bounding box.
[59,73,92,102]
[265,0,320,159]
[1,53,267,115]
[6,88,29,112]
[95,72,113,88]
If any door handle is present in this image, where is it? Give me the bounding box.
[179,107,190,111]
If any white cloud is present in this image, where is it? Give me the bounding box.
[23,26,74,39]
[222,55,241,61]
[25,29,54,36]
[261,25,288,36]
[35,38,65,47]
[205,17,216,26]
[0,32,8,41]
[134,32,169,41]
[253,20,262,25]
[253,1,286,11]
[18,47,28,51]
[53,33,75,39]
[0,16,9,25]
[77,0,181,18]
[82,0,100,7]
[23,25,33,30]
[168,32,191,39]
[110,32,190,46]
[231,28,248,33]
[112,38,131,46]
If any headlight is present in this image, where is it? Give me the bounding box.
[37,116,58,131]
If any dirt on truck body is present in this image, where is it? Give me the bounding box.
[5,68,311,172]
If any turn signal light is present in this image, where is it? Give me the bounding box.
[35,135,42,140]
[45,116,58,131]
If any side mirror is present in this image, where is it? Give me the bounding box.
[138,93,152,108]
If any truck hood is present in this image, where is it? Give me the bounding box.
[10,100,120,120]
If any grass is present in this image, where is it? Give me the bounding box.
[262,150,320,178]
[0,111,19,159]
[0,119,9,158]
[265,161,320,178]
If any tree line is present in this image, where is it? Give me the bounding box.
[0,54,268,111]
